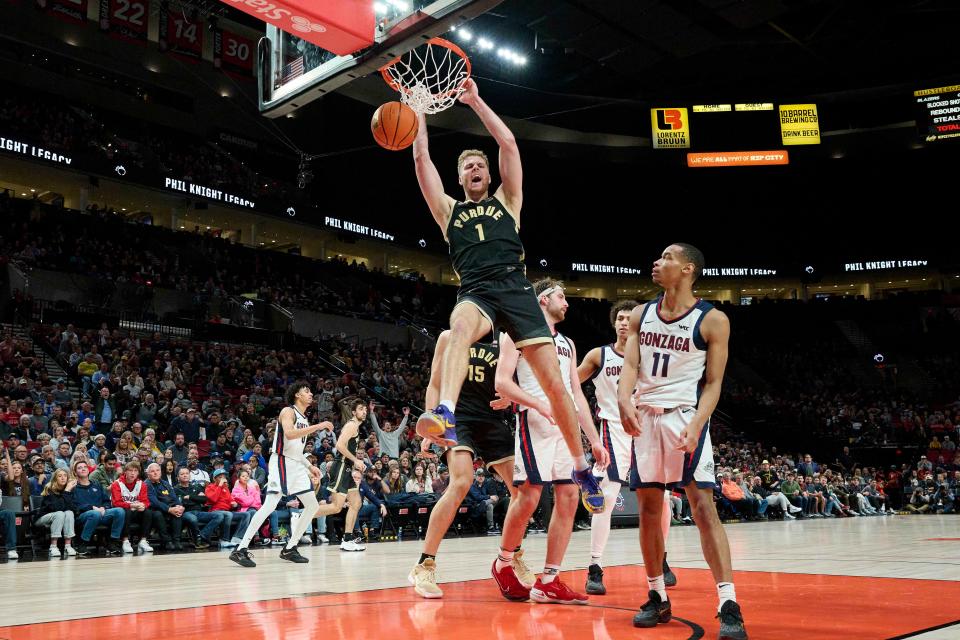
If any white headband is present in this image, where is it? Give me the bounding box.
[538,285,562,299]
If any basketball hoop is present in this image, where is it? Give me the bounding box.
[379,37,471,114]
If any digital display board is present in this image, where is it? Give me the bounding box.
[914,84,960,142]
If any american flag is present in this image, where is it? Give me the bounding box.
[281,57,305,84]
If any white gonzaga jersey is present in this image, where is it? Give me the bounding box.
[590,344,630,423]
[636,297,714,408]
[273,406,310,464]
[518,332,575,411]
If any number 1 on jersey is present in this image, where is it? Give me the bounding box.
[475,223,485,241]
[651,352,670,377]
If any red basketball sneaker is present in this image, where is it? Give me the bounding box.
[530,577,589,605]
[491,558,531,601]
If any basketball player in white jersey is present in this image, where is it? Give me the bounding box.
[491,278,609,604]
[619,244,747,639]
[230,380,332,568]
[577,301,678,595]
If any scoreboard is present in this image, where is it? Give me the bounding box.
[914,84,960,142]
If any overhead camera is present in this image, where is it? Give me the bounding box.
[296,155,313,189]
[297,170,313,189]
[114,165,127,176]
[286,207,296,217]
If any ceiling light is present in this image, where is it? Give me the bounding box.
[458,29,472,41]
[478,37,494,50]
[374,2,388,14]
[387,0,409,10]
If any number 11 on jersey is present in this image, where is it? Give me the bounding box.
[651,352,670,377]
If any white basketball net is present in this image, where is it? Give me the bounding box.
[381,39,470,115]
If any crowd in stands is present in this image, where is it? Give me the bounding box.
[707,435,958,521]
[0,195,446,327]
[0,316,532,559]
[720,295,960,449]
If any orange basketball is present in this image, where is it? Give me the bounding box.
[371,101,419,151]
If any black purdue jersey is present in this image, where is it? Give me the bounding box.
[458,339,500,422]
[338,423,361,462]
[446,196,525,288]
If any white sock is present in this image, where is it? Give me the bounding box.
[589,479,619,563]
[439,399,456,413]
[286,492,319,550]
[495,547,514,572]
[238,492,281,550]
[541,564,560,584]
[717,582,736,610]
[573,455,589,471]
[647,574,667,601]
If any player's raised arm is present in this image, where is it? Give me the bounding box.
[577,346,603,385]
[412,112,456,233]
[618,305,643,436]
[458,79,522,219]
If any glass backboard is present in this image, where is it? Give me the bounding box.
[258,0,502,117]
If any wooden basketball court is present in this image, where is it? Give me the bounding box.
[3,516,958,639]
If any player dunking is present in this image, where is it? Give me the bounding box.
[491,279,609,604]
[314,400,369,552]
[411,78,604,511]
[577,300,678,595]
[407,330,536,598]
[229,380,332,568]
[619,244,747,639]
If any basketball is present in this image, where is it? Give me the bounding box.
[372,101,419,151]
